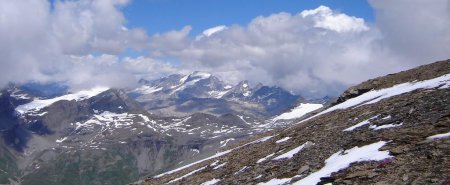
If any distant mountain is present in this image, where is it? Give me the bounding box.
[129,72,302,118]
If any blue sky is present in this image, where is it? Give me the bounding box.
[123,0,374,35]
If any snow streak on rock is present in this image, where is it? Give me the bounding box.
[292,141,391,185]
[427,132,450,140]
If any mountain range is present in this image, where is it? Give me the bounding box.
[129,71,302,117]
[0,71,320,185]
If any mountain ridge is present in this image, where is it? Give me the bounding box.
[130,71,304,118]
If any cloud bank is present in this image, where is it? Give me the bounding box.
[0,0,153,90]
[0,0,449,97]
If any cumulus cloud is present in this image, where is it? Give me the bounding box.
[146,6,396,97]
[0,0,154,90]
[146,3,449,97]
[0,0,448,98]
[300,5,369,33]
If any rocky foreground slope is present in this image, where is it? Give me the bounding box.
[137,60,450,185]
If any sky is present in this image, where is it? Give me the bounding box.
[0,0,449,98]
[122,0,375,35]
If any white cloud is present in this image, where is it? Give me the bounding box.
[0,0,152,90]
[122,56,181,80]
[145,4,449,97]
[300,5,369,33]
[196,25,228,40]
[51,0,148,54]
[0,1,448,98]
[368,0,450,65]
[145,6,389,97]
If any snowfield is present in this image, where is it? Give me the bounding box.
[273,103,323,121]
[16,87,109,114]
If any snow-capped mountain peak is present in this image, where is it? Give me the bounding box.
[129,72,301,117]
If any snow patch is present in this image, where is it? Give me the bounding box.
[273,103,323,121]
[56,137,68,143]
[275,137,291,144]
[179,75,189,83]
[155,135,276,178]
[343,115,378,131]
[137,114,151,122]
[273,142,311,160]
[167,166,208,183]
[258,177,293,185]
[212,162,227,170]
[208,90,230,98]
[293,141,392,185]
[251,135,275,144]
[234,166,248,175]
[201,178,221,185]
[370,123,403,130]
[154,149,233,178]
[243,90,251,97]
[220,138,235,148]
[427,132,450,140]
[170,72,211,94]
[257,153,276,163]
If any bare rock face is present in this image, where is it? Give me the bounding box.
[137,60,450,185]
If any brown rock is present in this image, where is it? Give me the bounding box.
[345,170,378,179]
[297,165,310,174]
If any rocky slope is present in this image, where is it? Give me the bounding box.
[137,59,450,185]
